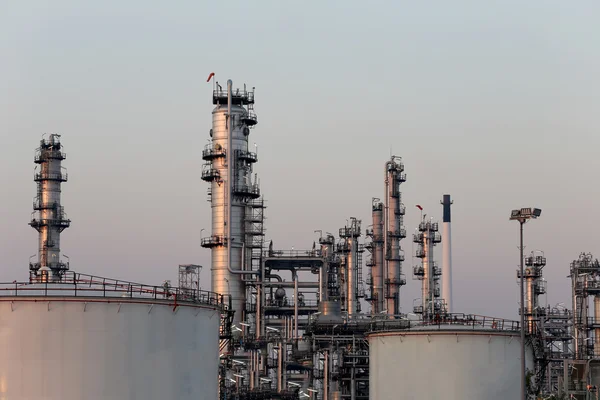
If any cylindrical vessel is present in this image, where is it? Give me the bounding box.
[0,295,221,400]
[320,235,337,301]
[206,85,259,327]
[525,272,536,332]
[386,180,400,315]
[346,236,356,316]
[384,158,405,316]
[441,194,453,312]
[30,135,70,280]
[372,202,384,314]
[422,230,431,316]
[368,327,534,400]
[210,104,247,325]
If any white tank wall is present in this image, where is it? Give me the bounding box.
[369,330,534,400]
[0,298,220,400]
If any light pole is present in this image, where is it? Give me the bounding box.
[510,207,542,400]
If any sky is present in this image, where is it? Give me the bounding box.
[1,1,599,319]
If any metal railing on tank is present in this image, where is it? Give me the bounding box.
[0,271,231,311]
[369,313,521,333]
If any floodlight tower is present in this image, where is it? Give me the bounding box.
[509,207,542,400]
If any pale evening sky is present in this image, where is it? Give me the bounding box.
[1,1,599,319]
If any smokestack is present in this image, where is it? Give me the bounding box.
[441,194,453,312]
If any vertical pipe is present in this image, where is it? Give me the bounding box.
[226,79,232,306]
[249,351,255,389]
[441,194,453,312]
[572,268,579,359]
[260,260,266,338]
[294,277,299,339]
[351,336,356,400]
[595,296,600,356]
[346,236,356,316]
[277,342,283,392]
[256,284,261,339]
[519,221,526,400]
[282,340,287,389]
[255,351,260,386]
[422,229,430,317]
[324,351,329,400]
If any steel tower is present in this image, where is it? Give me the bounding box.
[413,215,442,318]
[384,157,407,316]
[201,80,259,327]
[29,134,70,281]
[366,199,385,314]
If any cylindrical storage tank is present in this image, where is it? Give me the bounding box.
[368,325,534,400]
[0,292,222,400]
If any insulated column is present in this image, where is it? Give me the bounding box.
[29,134,71,281]
[441,194,453,313]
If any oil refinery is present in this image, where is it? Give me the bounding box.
[0,79,599,400]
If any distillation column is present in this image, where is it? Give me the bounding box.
[202,80,259,326]
[384,157,406,316]
[370,200,385,314]
[340,218,361,316]
[441,194,453,313]
[29,134,71,281]
[521,252,546,333]
[413,216,442,318]
[569,253,600,359]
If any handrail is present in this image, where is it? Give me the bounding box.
[34,172,68,181]
[0,271,231,311]
[263,249,323,258]
[369,313,521,333]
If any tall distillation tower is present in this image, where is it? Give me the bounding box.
[519,251,547,333]
[29,134,71,281]
[339,218,364,316]
[366,199,385,314]
[201,80,259,326]
[413,215,442,318]
[383,157,407,316]
[570,253,600,359]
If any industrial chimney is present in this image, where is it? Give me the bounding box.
[441,194,453,312]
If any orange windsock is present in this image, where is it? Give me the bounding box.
[206,72,215,83]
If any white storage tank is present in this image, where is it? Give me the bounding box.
[0,276,227,400]
[368,318,535,400]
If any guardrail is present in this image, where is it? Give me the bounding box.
[0,271,230,311]
[369,313,521,332]
[263,249,323,258]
